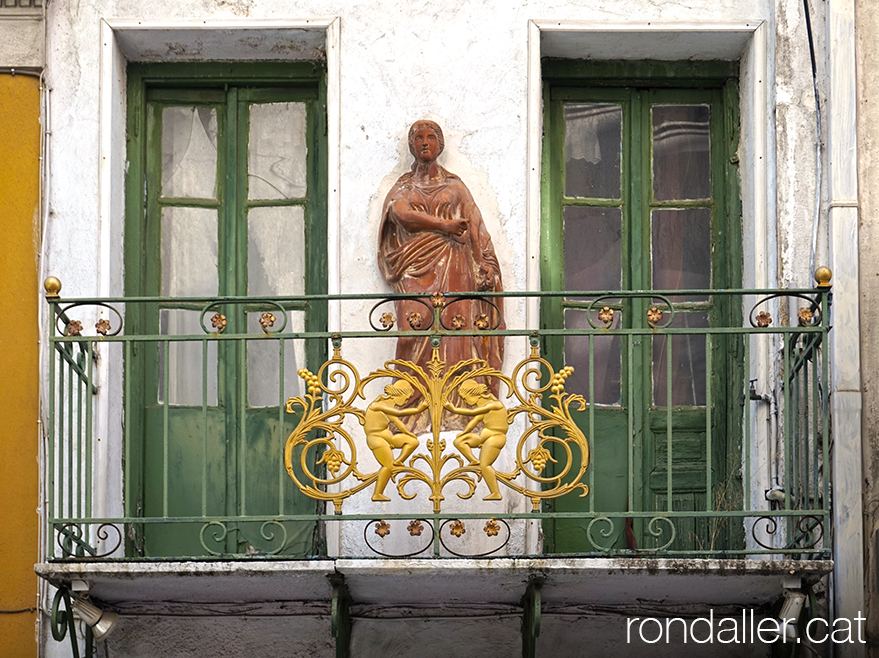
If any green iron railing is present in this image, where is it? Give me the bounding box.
[43,279,832,561]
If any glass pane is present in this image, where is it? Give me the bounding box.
[247,312,306,407]
[564,103,622,199]
[564,206,622,293]
[564,309,621,406]
[652,105,711,201]
[652,311,709,406]
[158,310,218,406]
[161,106,218,199]
[248,102,308,200]
[651,208,711,300]
[247,206,306,296]
[161,207,218,297]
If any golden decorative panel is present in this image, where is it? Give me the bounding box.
[283,340,589,513]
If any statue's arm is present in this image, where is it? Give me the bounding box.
[443,401,469,415]
[454,181,502,283]
[389,416,418,437]
[390,199,467,238]
[445,400,497,416]
[393,405,427,417]
[371,399,425,417]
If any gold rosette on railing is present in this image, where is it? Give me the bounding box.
[283,337,590,513]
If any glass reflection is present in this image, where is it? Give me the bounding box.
[161,106,218,199]
[652,105,711,201]
[564,309,621,406]
[564,206,622,293]
[248,102,308,200]
[651,208,711,300]
[158,310,218,406]
[247,206,305,296]
[651,208,711,301]
[564,103,622,199]
[247,312,305,407]
[161,207,218,297]
[652,311,709,407]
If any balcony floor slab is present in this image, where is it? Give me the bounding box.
[36,558,832,610]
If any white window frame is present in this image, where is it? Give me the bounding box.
[93,18,342,534]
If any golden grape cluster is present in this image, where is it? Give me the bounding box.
[528,447,551,473]
[322,448,344,475]
[298,368,322,397]
[550,366,574,394]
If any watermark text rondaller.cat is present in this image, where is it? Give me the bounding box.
[626,609,866,645]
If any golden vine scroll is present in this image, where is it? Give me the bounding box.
[283,339,589,513]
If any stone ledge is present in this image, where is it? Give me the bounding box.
[36,558,832,609]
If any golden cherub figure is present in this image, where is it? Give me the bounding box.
[444,379,508,500]
[363,381,427,501]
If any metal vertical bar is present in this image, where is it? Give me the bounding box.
[627,334,634,508]
[239,336,247,517]
[58,349,64,522]
[48,337,57,558]
[278,334,286,515]
[163,338,170,518]
[705,334,713,511]
[821,300,830,549]
[802,354,808,508]
[76,349,84,521]
[66,346,74,521]
[202,338,209,517]
[791,345,800,512]
[124,341,132,518]
[783,333,792,548]
[799,352,806,509]
[588,333,595,514]
[803,351,812,512]
[742,331,751,509]
[811,337,820,511]
[666,333,672,512]
[85,341,94,520]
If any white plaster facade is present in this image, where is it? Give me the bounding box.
[33,0,868,655]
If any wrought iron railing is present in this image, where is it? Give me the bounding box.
[43,274,832,560]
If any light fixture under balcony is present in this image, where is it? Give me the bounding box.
[770,589,806,640]
[71,596,119,642]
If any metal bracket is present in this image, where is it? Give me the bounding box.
[520,574,544,658]
[50,586,93,658]
[328,574,351,658]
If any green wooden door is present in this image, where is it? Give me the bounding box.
[541,68,742,554]
[126,65,327,557]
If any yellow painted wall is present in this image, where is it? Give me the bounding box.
[0,73,41,658]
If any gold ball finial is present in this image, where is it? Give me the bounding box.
[44,276,62,298]
[814,266,832,288]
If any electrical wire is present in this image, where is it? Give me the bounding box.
[802,0,823,280]
[0,67,41,77]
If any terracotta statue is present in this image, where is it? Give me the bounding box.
[378,120,505,431]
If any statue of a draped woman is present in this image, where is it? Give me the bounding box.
[378,120,505,431]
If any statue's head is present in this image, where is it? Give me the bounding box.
[385,380,414,402]
[458,379,488,403]
[408,120,444,163]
